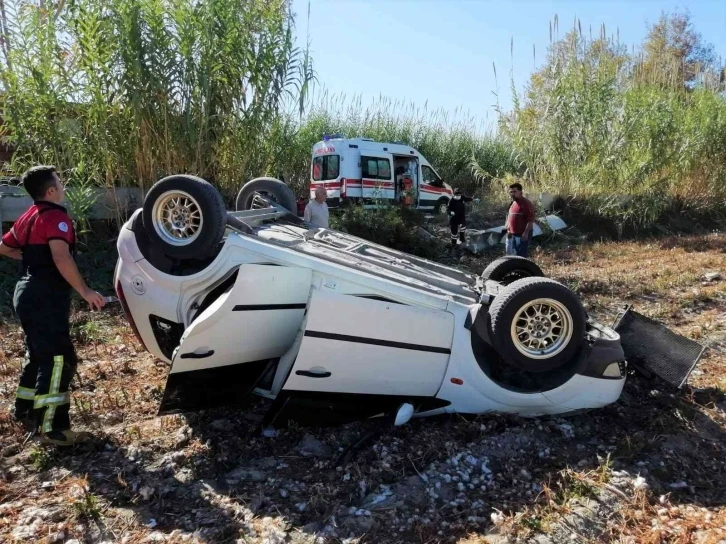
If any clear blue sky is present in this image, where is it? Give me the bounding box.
[290,0,726,131]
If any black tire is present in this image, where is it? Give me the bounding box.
[236,177,296,214]
[435,198,449,215]
[142,174,227,260]
[482,256,545,286]
[488,277,586,373]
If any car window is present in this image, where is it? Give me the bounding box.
[327,155,339,178]
[363,158,378,178]
[312,157,323,181]
[422,165,442,186]
[362,156,391,180]
[378,159,390,179]
[312,155,340,181]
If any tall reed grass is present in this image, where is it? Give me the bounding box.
[485,17,726,230]
[268,92,521,196]
[0,0,314,201]
[0,4,724,233]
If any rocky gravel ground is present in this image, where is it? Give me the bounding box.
[1,232,725,543]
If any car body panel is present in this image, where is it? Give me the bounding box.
[543,374,625,408]
[171,264,312,373]
[282,290,454,396]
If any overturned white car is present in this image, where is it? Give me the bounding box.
[114,175,629,429]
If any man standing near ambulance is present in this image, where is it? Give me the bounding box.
[505,182,536,258]
[0,166,105,446]
[304,186,330,228]
[447,188,473,249]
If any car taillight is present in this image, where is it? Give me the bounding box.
[115,280,148,351]
[340,177,347,198]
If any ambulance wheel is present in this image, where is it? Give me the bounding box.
[482,256,545,286]
[488,277,586,373]
[436,198,449,215]
[143,174,227,260]
[236,177,297,214]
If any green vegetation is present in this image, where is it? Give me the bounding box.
[0,4,723,233]
[0,0,314,199]
[330,202,443,259]
[28,445,53,471]
[481,11,726,231]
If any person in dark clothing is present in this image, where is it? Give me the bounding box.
[0,166,105,446]
[447,188,473,248]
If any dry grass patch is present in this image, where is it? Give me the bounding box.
[0,234,724,543]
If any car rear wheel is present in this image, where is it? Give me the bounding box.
[488,277,586,372]
[143,174,227,260]
[436,198,449,215]
[482,256,545,286]
[236,177,297,214]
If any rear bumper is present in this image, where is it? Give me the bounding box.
[577,321,627,380]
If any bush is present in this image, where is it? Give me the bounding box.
[330,204,443,260]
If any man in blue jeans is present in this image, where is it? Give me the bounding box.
[505,182,535,258]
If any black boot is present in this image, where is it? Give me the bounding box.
[12,401,37,429]
[39,429,91,447]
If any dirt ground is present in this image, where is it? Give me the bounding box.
[1,232,724,544]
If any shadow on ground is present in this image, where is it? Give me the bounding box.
[4,367,724,543]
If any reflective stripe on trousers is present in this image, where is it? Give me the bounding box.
[33,355,69,433]
[16,386,36,400]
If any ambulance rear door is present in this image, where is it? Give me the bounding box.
[360,152,394,205]
[311,143,342,204]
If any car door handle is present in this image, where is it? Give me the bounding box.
[180,350,215,359]
[296,369,331,378]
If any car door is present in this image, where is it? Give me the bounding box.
[158,264,312,414]
[262,290,455,428]
[361,152,394,204]
[420,165,445,208]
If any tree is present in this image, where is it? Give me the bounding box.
[637,9,721,90]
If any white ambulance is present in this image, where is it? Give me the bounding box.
[310,136,454,213]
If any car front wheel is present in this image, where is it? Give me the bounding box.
[488,277,586,372]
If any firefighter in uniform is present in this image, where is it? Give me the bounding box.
[0,166,105,446]
[447,188,473,249]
